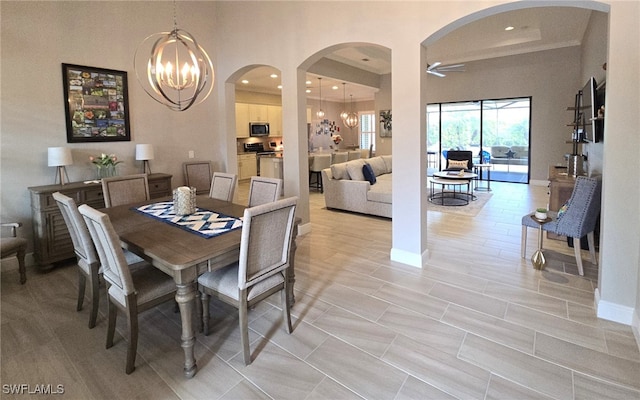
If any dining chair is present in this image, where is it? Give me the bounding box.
[1,222,28,284]
[347,150,361,161]
[183,161,213,195]
[102,174,150,208]
[309,154,331,193]
[78,204,177,374]
[209,172,237,202]
[248,176,282,207]
[53,192,101,328]
[199,196,298,365]
[521,176,601,276]
[331,152,348,165]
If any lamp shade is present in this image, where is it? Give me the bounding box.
[135,144,154,161]
[48,147,73,167]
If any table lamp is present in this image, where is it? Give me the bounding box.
[135,144,154,174]
[48,147,73,185]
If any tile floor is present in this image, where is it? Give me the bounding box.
[1,181,639,399]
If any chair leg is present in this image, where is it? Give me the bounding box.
[77,268,86,312]
[572,237,585,276]
[239,294,251,365]
[88,268,100,329]
[281,288,292,334]
[125,298,139,374]
[106,299,117,349]
[201,291,210,336]
[17,248,26,284]
[587,232,597,265]
[521,225,527,258]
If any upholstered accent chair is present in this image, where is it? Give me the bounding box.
[183,161,213,195]
[1,222,27,284]
[521,176,601,276]
[78,204,177,374]
[309,154,331,193]
[198,197,298,365]
[444,150,473,172]
[102,174,150,208]
[248,176,282,207]
[209,172,237,202]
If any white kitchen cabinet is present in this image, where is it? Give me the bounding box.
[248,104,268,122]
[238,153,257,180]
[267,105,282,136]
[236,103,250,137]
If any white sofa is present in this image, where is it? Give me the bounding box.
[320,155,392,218]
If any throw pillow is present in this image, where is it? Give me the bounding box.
[362,164,377,185]
[346,159,366,181]
[330,163,350,180]
[366,156,387,176]
[381,155,392,173]
[448,159,468,169]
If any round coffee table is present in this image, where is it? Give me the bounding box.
[429,177,472,206]
[432,171,478,203]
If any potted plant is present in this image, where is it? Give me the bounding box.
[535,207,548,220]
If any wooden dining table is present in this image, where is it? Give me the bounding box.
[101,195,298,378]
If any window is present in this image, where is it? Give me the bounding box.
[359,111,376,153]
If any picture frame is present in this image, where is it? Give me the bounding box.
[62,63,131,143]
[379,109,392,137]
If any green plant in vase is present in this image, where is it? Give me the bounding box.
[90,153,122,179]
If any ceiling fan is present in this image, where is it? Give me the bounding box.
[426,62,466,77]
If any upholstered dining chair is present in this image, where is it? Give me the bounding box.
[199,196,298,365]
[78,204,177,374]
[1,222,27,284]
[521,176,601,276]
[102,174,150,208]
[209,172,237,202]
[309,154,331,193]
[444,150,474,172]
[331,152,348,165]
[347,150,361,161]
[183,161,213,195]
[248,176,282,207]
[53,192,102,328]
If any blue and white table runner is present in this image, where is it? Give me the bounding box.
[134,201,243,239]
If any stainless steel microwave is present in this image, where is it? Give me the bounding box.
[249,123,270,137]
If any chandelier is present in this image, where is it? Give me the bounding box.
[134,1,214,111]
[344,94,359,129]
[339,83,348,121]
[316,77,325,118]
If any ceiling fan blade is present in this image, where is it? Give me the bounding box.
[427,70,446,78]
[438,63,465,70]
[427,62,441,71]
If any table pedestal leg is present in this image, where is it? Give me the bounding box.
[176,282,197,378]
[532,225,546,270]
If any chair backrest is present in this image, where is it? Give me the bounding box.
[556,176,602,238]
[52,192,98,266]
[209,172,237,202]
[331,152,348,164]
[310,154,331,172]
[248,176,282,207]
[347,151,361,161]
[445,150,473,171]
[238,197,297,290]
[78,204,135,297]
[183,161,213,195]
[102,174,150,208]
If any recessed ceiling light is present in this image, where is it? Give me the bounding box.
[305,89,311,93]
[277,85,282,89]
[362,58,370,62]
[270,73,278,78]
[505,26,515,31]
[332,85,339,90]
[241,79,249,84]
[306,80,312,85]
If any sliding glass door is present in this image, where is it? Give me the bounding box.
[427,97,531,183]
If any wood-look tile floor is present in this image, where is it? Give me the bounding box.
[2,181,639,399]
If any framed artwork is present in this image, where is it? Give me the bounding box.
[62,63,131,143]
[380,109,392,137]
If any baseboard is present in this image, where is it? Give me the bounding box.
[390,247,429,268]
[529,179,549,187]
[297,221,312,236]
[594,288,636,325]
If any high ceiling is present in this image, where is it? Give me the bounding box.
[235,7,593,103]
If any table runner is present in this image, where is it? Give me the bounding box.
[134,201,242,239]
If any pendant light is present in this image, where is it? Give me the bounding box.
[339,83,348,121]
[345,94,359,129]
[134,0,214,111]
[316,77,325,118]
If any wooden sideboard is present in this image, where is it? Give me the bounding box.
[27,173,172,269]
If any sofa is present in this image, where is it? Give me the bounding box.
[490,145,528,165]
[320,155,392,218]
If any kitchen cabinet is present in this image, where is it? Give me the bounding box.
[28,173,172,269]
[267,105,282,136]
[249,104,268,122]
[236,103,250,137]
[238,153,257,180]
